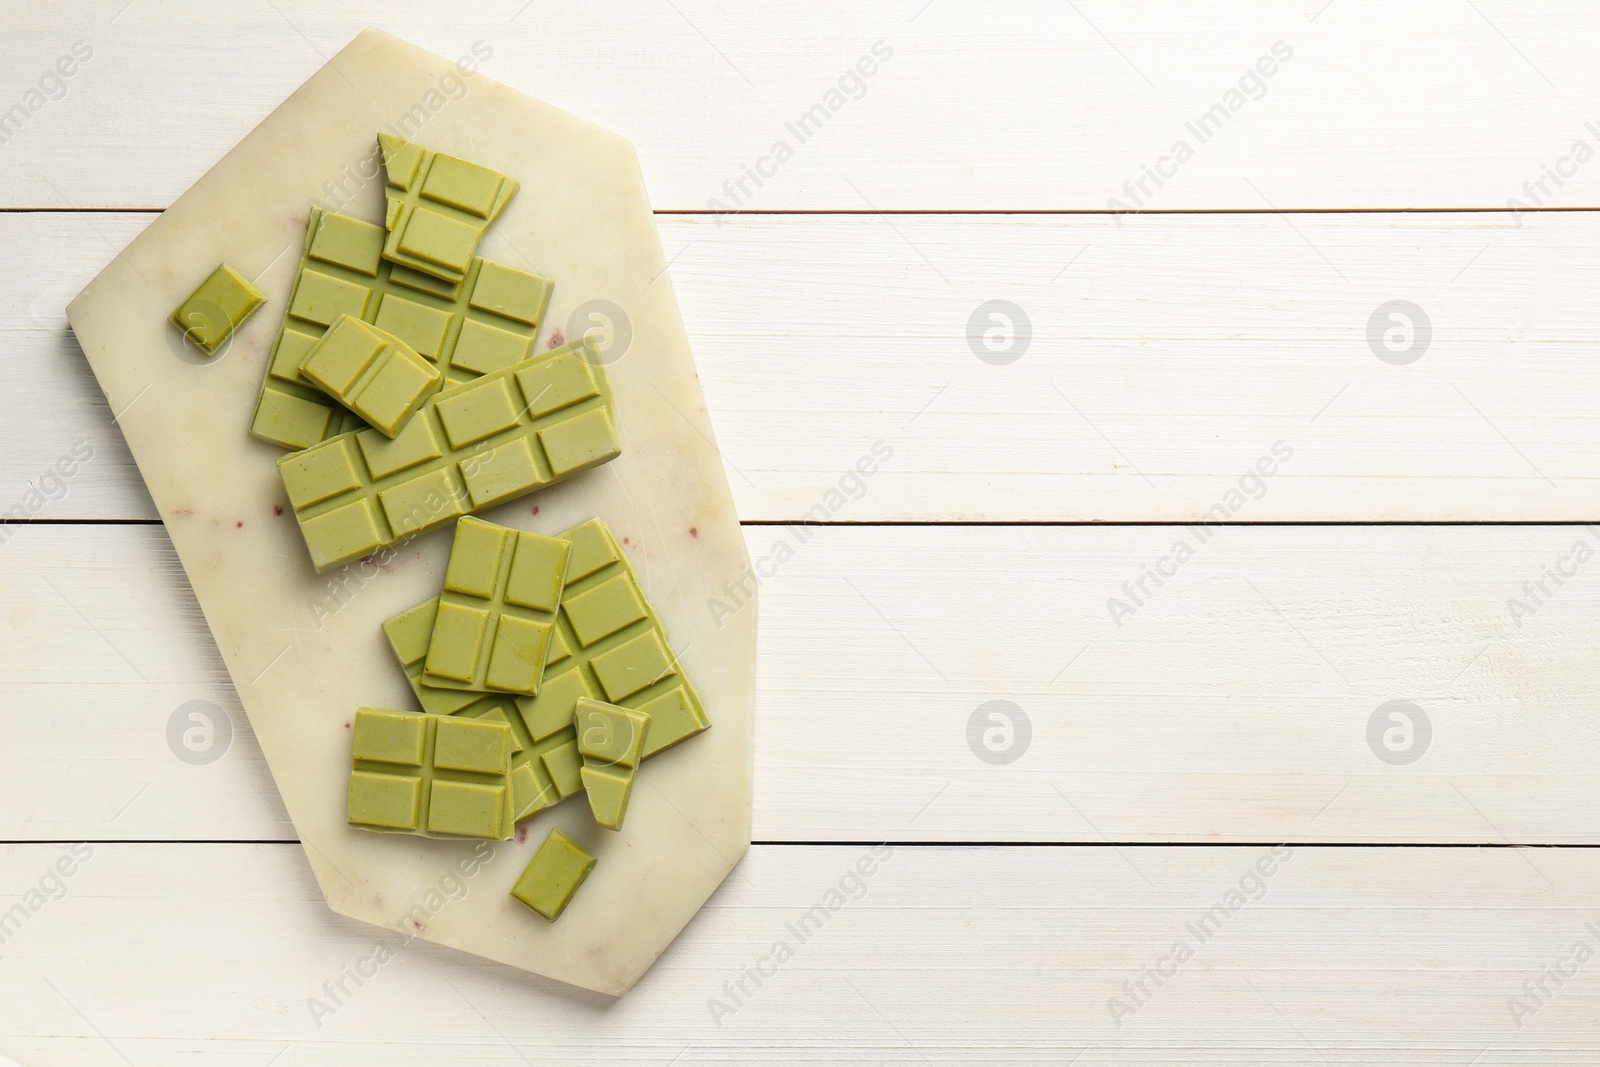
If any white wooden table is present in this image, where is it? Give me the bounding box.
[5,1,1600,1062]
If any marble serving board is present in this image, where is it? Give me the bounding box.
[66,28,754,996]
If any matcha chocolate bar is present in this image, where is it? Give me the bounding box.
[346,706,515,839]
[379,133,518,284]
[512,828,595,922]
[299,314,441,437]
[170,263,265,354]
[277,339,620,572]
[422,517,570,695]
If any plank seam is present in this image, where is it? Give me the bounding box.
[4,839,1596,848]
[11,206,1600,217]
[14,519,1600,529]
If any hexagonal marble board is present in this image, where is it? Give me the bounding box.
[66,29,754,996]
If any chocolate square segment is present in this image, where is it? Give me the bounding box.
[505,536,568,612]
[308,212,384,275]
[460,438,544,508]
[471,262,552,325]
[169,263,266,354]
[544,411,620,478]
[434,715,513,774]
[437,378,522,448]
[486,616,550,692]
[515,350,601,418]
[443,515,507,597]
[591,631,674,702]
[298,499,385,571]
[351,707,427,765]
[426,780,506,837]
[562,575,647,647]
[377,467,467,539]
[512,829,595,922]
[427,600,490,683]
[373,295,452,360]
[357,410,445,479]
[424,154,507,216]
[347,772,422,829]
[290,269,373,327]
[279,437,363,509]
[451,319,534,376]
[541,740,584,799]
[396,210,480,274]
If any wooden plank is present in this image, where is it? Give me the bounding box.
[8,2,1600,211]
[0,842,1594,1063]
[5,523,1599,845]
[15,210,1600,524]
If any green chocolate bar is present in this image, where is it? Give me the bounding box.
[250,207,553,450]
[576,698,649,830]
[422,517,570,695]
[383,599,583,822]
[511,828,595,922]
[300,315,441,438]
[346,706,515,839]
[277,339,620,573]
[169,263,265,354]
[511,518,709,760]
[379,134,518,285]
